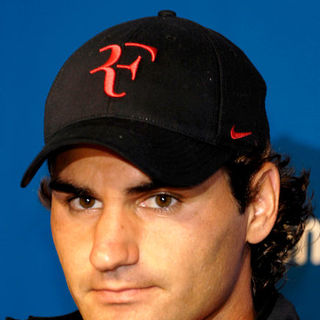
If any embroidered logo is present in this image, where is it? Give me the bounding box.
[230,125,252,140]
[90,43,157,97]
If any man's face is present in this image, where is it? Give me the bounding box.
[50,146,253,320]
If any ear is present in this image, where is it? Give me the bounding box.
[246,162,280,244]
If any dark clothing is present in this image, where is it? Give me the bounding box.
[256,293,300,320]
[6,292,299,320]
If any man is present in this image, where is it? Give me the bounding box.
[14,10,312,320]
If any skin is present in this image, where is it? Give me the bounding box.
[50,146,279,320]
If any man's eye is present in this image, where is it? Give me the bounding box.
[140,194,178,209]
[69,196,103,210]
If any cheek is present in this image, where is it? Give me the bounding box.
[143,201,248,311]
[185,220,248,315]
[50,203,93,289]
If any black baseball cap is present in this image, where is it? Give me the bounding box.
[21,10,269,188]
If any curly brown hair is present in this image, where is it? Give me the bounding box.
[38,144,314,300]
[223,145,313,297]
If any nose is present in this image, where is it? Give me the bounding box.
[89,206,139,272]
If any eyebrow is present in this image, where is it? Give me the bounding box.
[125,181,165,195]
[49,178,95,197]
[49,177,166,197]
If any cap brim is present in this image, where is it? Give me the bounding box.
[21,118,234,188]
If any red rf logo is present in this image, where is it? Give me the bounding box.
[90,43,157,98]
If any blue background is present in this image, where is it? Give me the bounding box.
[1,0,319,319]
